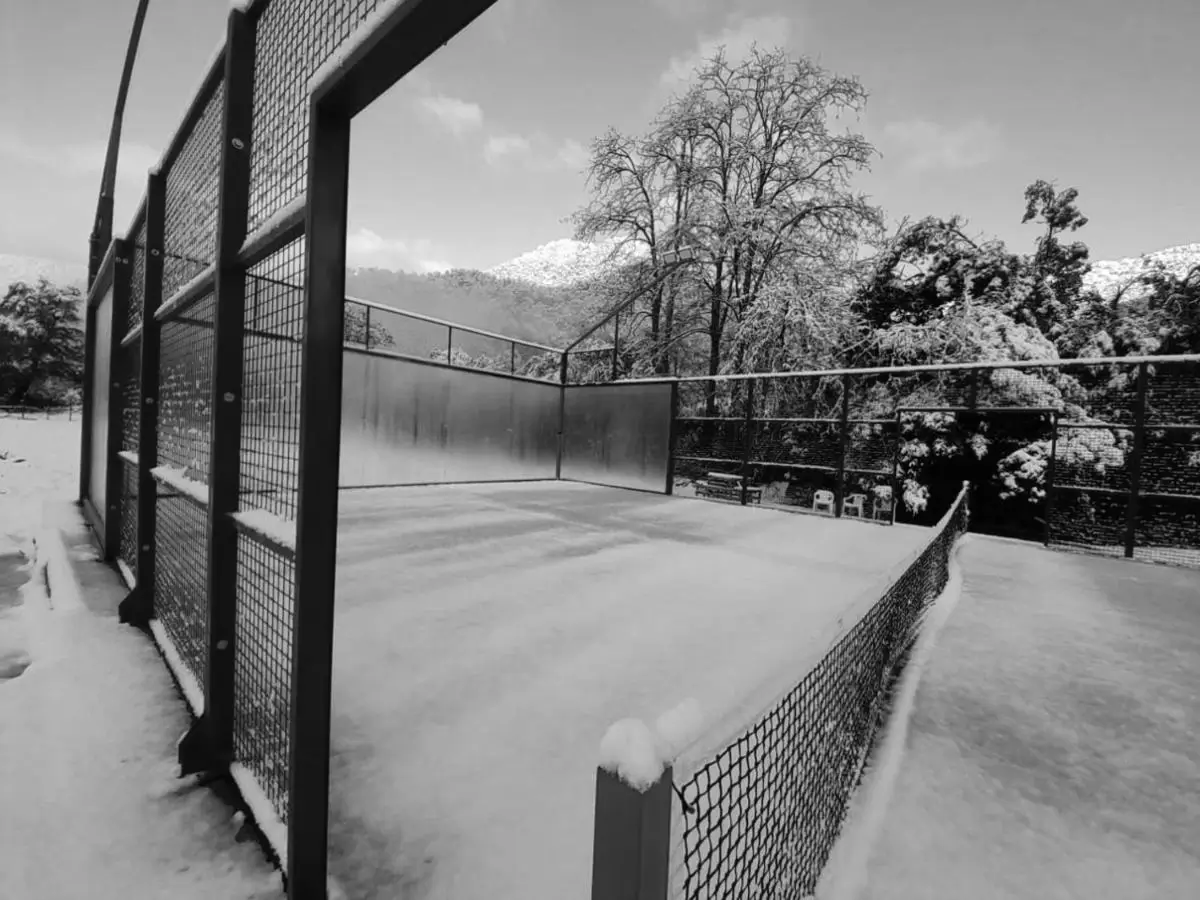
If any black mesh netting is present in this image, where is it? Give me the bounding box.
[673,487,970,898]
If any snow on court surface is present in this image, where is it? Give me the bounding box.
[327,481,929,900]
[840,536,1200,900]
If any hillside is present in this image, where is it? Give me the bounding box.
[345,266,611,356]
[1081,242,1200,301]
[486,237,646,288]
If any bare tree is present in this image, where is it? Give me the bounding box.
[573,46,882,399]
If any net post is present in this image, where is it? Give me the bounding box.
[511,341,516,374]
[189,5,256,775]
[1125,361,1149,558]
[835,372,851,517]
[104,241,134,559]
[447,325,453,364]
[590,765,672,900]
[1044,410,1059,548]
[741,378,755,505]
[364,303,371,352]
[288,95,352,900]
[665,380,679,496]
[120,170,165,628]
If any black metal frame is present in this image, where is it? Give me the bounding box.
[288,3,502,894]
[119,171,166,627]
[177,6,258,778]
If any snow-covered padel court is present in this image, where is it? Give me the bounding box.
[326,480,927,899]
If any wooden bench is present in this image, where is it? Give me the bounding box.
[695,472,762,505]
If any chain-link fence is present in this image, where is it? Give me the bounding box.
[657,358,1200,563]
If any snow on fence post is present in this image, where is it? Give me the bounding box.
[120,169,166,627]
[592,718,672,900]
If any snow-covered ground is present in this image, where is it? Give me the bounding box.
[0,412,81,548]
[327,481,926,899]
[0,416,285,899]
[831,536,1200,900]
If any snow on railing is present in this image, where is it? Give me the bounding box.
[150,466,209,506]
[230,507,296,553]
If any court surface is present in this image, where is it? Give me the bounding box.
[327,480,928,900]
[845,537,1200,900]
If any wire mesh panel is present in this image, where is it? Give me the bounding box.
[233,533,295,823]
[119,459,139,579]
[242,242,305,518]
[162,83,224,300]
[120,338,141,454]
[154,489,211,690]
[154,288,215,692]
[673,487,970,899]
[158,297,216,480]
[1145,359,1200,426]
[127,220,147,333]
[247,0,382,232]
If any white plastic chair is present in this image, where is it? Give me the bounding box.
[843,493,867,518]
[872,488,894,521]
[813,489,835,514]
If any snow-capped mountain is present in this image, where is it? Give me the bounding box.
[488,237,1200,302]
[486,238,647,287]
[1081,243,1200,301]
[0,254,87,295]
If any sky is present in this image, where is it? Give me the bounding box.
[1,0,1197,275]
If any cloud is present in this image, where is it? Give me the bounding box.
[882,118,1002,172]
[0,131,159,184]
[554,138,590,172]
[483,132,590,173]
[651,0,716,18]
[660,14,793,88]
[346,228,453,273]
[483,133,533,165]
[415,93,484,136]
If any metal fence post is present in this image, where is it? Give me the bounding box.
[364,303,371,352]
[590,766,672,900]
[180,6,256,776]
[891,409,902,525]
[612,313,620,381]
[288,95,353,900]
[665,380,679,496]
[104,242,133,559]
[835,373,851,517]
[447,325,453,363]
[119,171,166,627]
[1044,411,1058,548]
[1125,362,1149,558]
[556,352,569,480]
[741,378,755,505]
